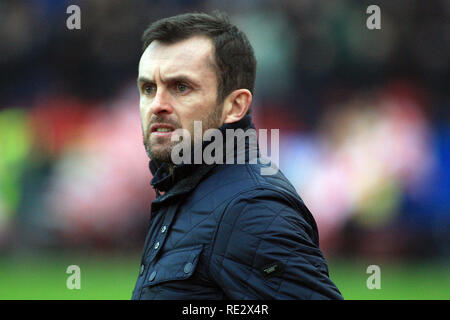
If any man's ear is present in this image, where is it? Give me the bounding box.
[222,89,252,124]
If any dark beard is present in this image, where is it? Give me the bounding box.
[144,103,223,165]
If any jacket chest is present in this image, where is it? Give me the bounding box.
[132,202,221,299]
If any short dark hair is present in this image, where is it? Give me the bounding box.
[141,11,256,114]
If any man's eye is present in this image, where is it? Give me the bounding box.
[144,85,155,95]
[176,83,189,93]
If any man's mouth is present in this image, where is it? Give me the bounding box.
[150,123,176,136]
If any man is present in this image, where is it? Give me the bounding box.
[132,12,343,300]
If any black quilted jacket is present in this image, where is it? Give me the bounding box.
[131,116,343,300]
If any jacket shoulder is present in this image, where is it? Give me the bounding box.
[194,161,301,201]
[207,179,342,299]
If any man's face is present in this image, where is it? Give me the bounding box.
[138,36,223,163]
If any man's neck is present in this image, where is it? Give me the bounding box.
[149,115,256,193]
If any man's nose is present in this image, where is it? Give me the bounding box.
[149,88,173,115]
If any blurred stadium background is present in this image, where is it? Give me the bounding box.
[0,0,448,299]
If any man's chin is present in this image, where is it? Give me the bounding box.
[146,145,173,164]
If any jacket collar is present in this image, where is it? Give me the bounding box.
[149,115,256,197]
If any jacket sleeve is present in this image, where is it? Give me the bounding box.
[208,188,343,300]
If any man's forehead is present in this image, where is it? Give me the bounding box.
[138,36,216,78]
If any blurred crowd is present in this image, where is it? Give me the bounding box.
[0,0,448,259]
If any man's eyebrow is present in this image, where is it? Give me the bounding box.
[137,76,153,85]
[137,74,199,86]
[164,75,198,85]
